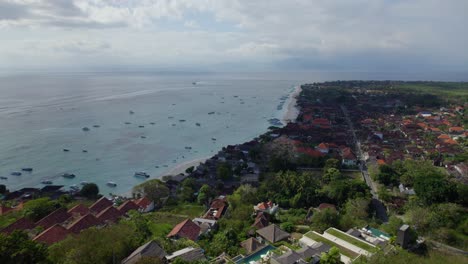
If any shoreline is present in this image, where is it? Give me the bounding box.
[161,156,211,177]
[282,85,302,124]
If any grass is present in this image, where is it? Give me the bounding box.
[326,228,378,253]
[145,212,188,237]
[0,210,22,229]
[159,203,206,218]
[395,82,468,101]
[305,231,360,258]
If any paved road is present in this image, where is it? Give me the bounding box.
[340,105,388,222]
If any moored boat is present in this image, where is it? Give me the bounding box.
[0,176,8,180]
[62,173,76,179]
[11,172,22,176]
[41,180,53,185]
[134,172,150,178]
[107,181,117,187]
[21,168,33,172]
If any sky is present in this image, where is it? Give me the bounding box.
[1,0,467,72]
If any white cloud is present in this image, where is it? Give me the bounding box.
[0,0,467,70]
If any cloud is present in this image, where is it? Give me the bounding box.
[0,0,467,71]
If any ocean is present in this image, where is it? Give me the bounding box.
[1,71,466,195]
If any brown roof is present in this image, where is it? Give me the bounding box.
[240,237,265,254]
[33,224,70,245]
[67,213,101,234]
[35,207,71,230]
[96,206,122,223]
[1,217,36,234]
[252,216,269,229]
[167,219,201,241]
[118,200,140,214]
[256,224,290,243]
[89,197,113,214]
[68,204,90,217]
[134,197,152,209]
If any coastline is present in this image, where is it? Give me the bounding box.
[282,85,302,124]
[162,156,210,177]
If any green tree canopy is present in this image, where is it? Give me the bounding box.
[23,197,57,221]
[310,208,340,232]
[133,179,169,207]
[216,163,233,180]
[197,184,213,206]
[413,172,456,205]
[0,230,49,264]
[80,183,99,199]
[320,246,342,264]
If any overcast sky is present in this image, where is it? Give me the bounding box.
[1,0,467,71]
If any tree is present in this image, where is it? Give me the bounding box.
[281,222,295,233]
[0,184,7,194]
[323,168,343,183]
[185,166,194,174]
[216,163,233,180]
[0,230,49,264]
[197,184,213,206]
[376,165,399,186]
[413,173,456,205]
[80,183,99,199]
[381,216,404,236]
[23,197,57,221]
[320,246,342,264]
[324,158,340,171]
[310,208,339,232]
[133,179,169,207]
[340,197,370,230]
[179,178,197,202]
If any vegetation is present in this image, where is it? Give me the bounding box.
[133,179,169,207]
[320,246,342,264]
[79,183,99,199]
[326,228,378,253]
[23,197,58,221]
[0,230,49,264]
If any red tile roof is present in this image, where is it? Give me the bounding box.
[377,159,387,166]
[167,219,201,241]
[35,207,71,230]
[449,127,464,133]
[134,197,152,209]
[89,197,113,214]
[96,206,122,223]
[68,204,90,217]
[438,134,450,140]
[33,224,70,245]
[203,198,228,220]
[118,200,140,214]
[67,213,101,234]
[342,147,356,160]
[1,217,36,234]
[296,147,324,157]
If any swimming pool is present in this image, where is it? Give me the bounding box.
[236,245,276,264]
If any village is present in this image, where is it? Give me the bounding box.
[0,81,467,264]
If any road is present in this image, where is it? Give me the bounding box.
[340,105,388,222]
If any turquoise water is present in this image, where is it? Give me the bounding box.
[0,72,297,195]
[236,245,276,264]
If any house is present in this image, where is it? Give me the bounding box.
[67,213,101,234]
[121,240,167,264]
[256,224,290,244]
[341,147,357,166]
[252,213,269,229]
[33,224,70,245]
[68,204,90,217]
[35,207,71,230]
[449,127,464,134]
[1,217,36,234]
[167,219,201,241]
[192,218,217,234]
[203,197,228,220]
[165,247,206,263]
[270,250,304,264]
[118,200,140,215]
[254,201,279,215]
[96,206,122,223]
[89,197,113,214]
[240,237,265,255]
[316,143,330,154]
[134,197,154,213]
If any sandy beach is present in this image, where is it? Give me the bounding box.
[282,85,302,124]
[162,156,210,176]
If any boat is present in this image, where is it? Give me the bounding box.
[107,181,117,187]
[62,173,76,179]
[192,82,197,85]
[150,122,155,125]
[196,123,201,126]
[185,146,192,150]
[0,177,7,180]
[41,180,53,185]
[211,138,217,141]
[11,172,22,176]
[82,150,88,153]
[141,136,146,139]
[82,127,90,131]
[138,125,144,128]
[129,110,134,114]
[124,122,131,124]
[63,148,70,152]
[93,125,100,128]
[208,112,215,115]
[179,119,186,122]
[80,181,89,185]
[21,168,33,172]
[134,172,150,178]
[70,185,80,191]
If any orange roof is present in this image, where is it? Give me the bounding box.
[167,219,200,241]
[444,139,458,145]
[377,159,387,165]
[89,197,113,214]
[118,200,140,214]
[297,147,324,157]
[449,127,464,132]
[67,213,101,234]
[96,206,122,223]
[35,208,71,230]
[430,127,441,132]
[438,134,450,139]
[33,224,69,245]
[134,197,152,209]
[68,204,90,217]
[417,123,428,129]
[317,143,329,150]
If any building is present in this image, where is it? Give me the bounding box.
[396,224,411,249]
[256,224,290,244]
[240,237,265,255]
[165,247,206,263]
[167,219,201,241]
[121,240,166,264]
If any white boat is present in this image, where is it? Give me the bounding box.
[70,184,80,191]
[107,181,117,187]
